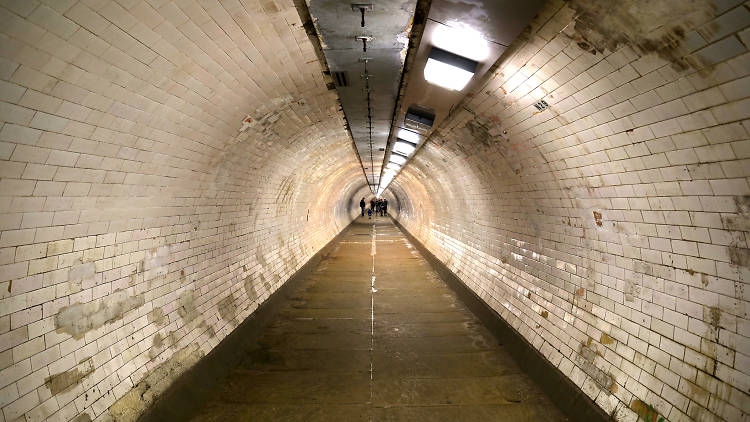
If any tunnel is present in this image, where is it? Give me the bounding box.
[0,0,749,421]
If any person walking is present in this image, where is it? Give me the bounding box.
[359,197,366,217]
[383,199,388,216]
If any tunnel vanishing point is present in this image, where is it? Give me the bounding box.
[0,0,749,421]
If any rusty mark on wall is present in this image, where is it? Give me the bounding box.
[630,399,662,422]
[592,211,603,227]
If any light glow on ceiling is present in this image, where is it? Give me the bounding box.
[389,154,407,165]
[423,47,478,92]
[386,162,401,171]
[393,140,417,155]
[431,24,489,61]
[397,129,420,144]
[424,56,475,91]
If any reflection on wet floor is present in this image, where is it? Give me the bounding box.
[188,217,567,421]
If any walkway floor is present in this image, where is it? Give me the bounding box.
[188,217,567,421]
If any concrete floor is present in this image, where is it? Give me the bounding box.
[187,217,567,421]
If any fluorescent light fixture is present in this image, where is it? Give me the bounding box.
[404,105,435,132]
[397,129,420,144]
[393,139,417,155]
[424,47,478,91]
[386,162,401,171]
[389,153,407,165]
[432,24,489,61]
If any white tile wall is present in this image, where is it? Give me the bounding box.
[0,0,368,421]
[393,1,750,421]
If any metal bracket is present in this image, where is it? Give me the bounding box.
[351,4,373,27]
[355,35,372,52]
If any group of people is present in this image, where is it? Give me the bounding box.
[359,197,388,219]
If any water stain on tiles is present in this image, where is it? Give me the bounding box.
[567,0,716,70]
[177,290,199,324]
[55,290,145,339]
[218,293,239,325]
[71,413,92,422]
[45,358,94,395]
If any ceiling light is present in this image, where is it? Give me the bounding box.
[386,162,401,171]
[432,24,489,61]
[383,167,397,175]
[424,47,477,91]
[393,140,416,155]
[397,129,420,144]
[389,153,407,165]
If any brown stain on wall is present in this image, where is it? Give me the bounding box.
[567,0,716,70]
[149,333,164,359]
[71,414,92,422]
[709,306,721,329]
[149,331,177,359]
[729,246,750,268]
[45,358,93,395]
[724,195,750,230]
[256,249,268,267]
[577,341,615,394]
[244,275,258,304]
[218,293,238,325]
[631,399,661,422]
[177,290,198,324]
[592,211,603,227]
[148,308,166,326]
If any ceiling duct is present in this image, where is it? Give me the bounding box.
[404,105,435,132]
[307,0,418,192]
